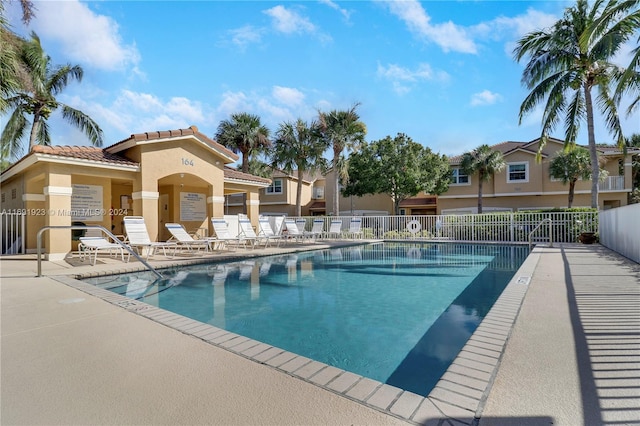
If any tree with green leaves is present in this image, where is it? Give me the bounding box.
[318,103,366,215]
[1,32,103,160]
[627,133,640,203]
[549,146,596,207]
[215,112,270,174]
[460,144,506,214]
[587,0,640,118]
[514,0,639,209]
[343,133,451,215]
[1,0,35,114]
[271,119,327,216]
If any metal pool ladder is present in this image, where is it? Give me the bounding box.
[36,225,163,279]
[528,218,553,251]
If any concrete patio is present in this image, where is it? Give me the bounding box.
[1,242,638,425]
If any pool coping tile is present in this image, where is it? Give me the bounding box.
[50,244,542,425]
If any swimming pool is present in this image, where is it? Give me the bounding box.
[84,242,528,396]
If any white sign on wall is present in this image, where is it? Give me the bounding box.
[180,192,206,221]
[71,184,103,221]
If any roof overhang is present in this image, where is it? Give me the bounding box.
[1,153,140,183]
[106,131,238,164]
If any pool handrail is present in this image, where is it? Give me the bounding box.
[528,218,553,251]
[37,225,163,279]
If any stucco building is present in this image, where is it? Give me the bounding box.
[1,126,270,258]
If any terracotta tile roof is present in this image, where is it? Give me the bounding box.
[108,125,238,161]
[31,145,138,166]
[224,166,271,185]
[398,197,437,207]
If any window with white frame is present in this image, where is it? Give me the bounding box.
[265,178,283,194]
[450,168,470,185]
[507,162,528,183]
[313,186,324,199]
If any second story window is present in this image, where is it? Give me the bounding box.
[313,186,324,199]
[266,178,283,194]
[507,162,528,183]
[451,168,469,185]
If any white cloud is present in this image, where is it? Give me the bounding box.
[228,25,263,49]
[471,8,559,55]
[28,0,140,72]
[264,5,316,34]
[385,0,476,54]
[272,86,305,106]
[77,91,208,136]
[470,90,502,106]
[217,91,251,116]
[319,0,352,21]
[377,63,449,94]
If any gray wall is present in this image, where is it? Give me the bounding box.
[599,203,640,263]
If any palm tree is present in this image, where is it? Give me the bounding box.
[549,146,595,207]
[460,144,506,214]
[1,0,34,114]
[586,0,640,118]
[271,118,327,216]
[318,103,366,215]
[1,32,103,160]
[215,112,270,173]
[514,0,638,209]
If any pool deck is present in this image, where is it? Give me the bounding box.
[1,242,639,425]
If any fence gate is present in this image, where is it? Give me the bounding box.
[1,211,26,254]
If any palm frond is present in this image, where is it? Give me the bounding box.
[48,64,83,95]
[61,104,104,146]
[1,107,29,159]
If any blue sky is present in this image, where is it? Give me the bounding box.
[4,0,639,161]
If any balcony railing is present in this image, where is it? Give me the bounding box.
[599,176,625,191]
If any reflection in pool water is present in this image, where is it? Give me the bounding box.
[84,242,528,396]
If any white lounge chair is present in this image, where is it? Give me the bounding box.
[257,217,286,247]
[79,236,130,265]
[306,219,325,241]
[237,219,262,249]
[345,217,363,239]
[123,216,177,259]
[325,219,343,239]
[211,218,247,250]
[165,223,214,254]
[284,218,308,243]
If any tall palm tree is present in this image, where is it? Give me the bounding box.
[586,0,640,118]
[514,0,638,209]
[1,32,103,160]
[318,103,366,216]
[460,144,506,214]
[215,112,270,173]
[549,146,595,207]
[1,0,34,114]
[271,118,327,216]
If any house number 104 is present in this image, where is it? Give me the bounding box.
[181,158,194,166]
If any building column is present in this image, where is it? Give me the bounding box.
[132,191,159,241]
[43,173,72,261]
[246,191,260,227]
[208,194,225,236]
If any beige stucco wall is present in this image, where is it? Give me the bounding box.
[129,141,226,241]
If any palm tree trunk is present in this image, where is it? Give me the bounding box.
[477,179,483,214]
[332,155,340,216]
[568,180,576,208]
[296,169,303,217]
[584,83,599,209]
[29,114,40,152]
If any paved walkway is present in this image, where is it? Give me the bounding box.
[480,244,640,426]
[1,243,639,425]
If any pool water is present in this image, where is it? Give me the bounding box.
[84,242,528,396]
